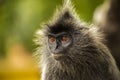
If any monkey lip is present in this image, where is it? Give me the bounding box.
[51,53,64,60]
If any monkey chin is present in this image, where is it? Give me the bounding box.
[51,53,64,61]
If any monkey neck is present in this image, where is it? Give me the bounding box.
[42,55,108,80]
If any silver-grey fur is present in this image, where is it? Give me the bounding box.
[35,0,120,80]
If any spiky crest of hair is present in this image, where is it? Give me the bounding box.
[42,0,83,35]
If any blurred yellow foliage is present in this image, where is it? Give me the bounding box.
[0,43,41,80]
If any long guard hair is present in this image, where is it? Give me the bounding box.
[34,0,120,80]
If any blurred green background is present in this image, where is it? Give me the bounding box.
[0,0,103,80]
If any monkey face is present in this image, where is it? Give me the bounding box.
[43,8,81,61]
[47,32,72,60]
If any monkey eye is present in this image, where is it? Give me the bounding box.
[48,36,56,44]
[61,35,70,43]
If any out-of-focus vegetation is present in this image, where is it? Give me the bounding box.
[0,0,103,80]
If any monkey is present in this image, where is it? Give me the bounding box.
[93,0,120,69]
[35,0,120,80]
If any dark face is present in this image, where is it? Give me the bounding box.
[47,32,72,60]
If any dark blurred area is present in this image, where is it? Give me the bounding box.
[93,0,120,69]
[0,0,104,80]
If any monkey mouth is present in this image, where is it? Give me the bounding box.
[51,53,64,60]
